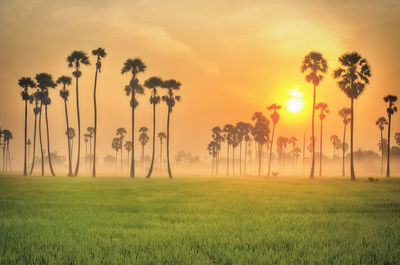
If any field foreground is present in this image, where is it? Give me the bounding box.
[0,175,399,264]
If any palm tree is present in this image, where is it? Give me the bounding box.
[91,48,106,178]
[84,134,89,173]
[161,79,182,179]
[67,50,90,176]
[36,73,57,176]
[333,52,371,181]
[235,122,252,176]
[251,112,270,176]
[376,117,388,175]
[292,146,301,172]
[288,136,298,172]
[330,135,339,158]
[316,102,329,176]
[338,107,351,176]
[277,136,288,174]
[301,52,328,180]
[395,133,400,146]
[378,138,387,172]
[112,137,122,172]
[211,126,224,175]
[66,128,76,162]
[116,127,127,173]
[121,58,146,178]
[18,77,36,176]
[124,141,133,173]
[57,76,73,176]
[27,139,31,170]
[267,104,281,176]
[29,91,41,175]
[158,132,166,174]
[207,140,219,175]
[87,127,95,172]
[3,130,12,171]
[223,124,234,176]
[0,129,4,171]
[144,77,162,179]
[383,95,398,178]
[138,127,149,173]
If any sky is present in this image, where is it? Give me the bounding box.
[0,0,399,171]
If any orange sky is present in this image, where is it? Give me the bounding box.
[0,0,399,169]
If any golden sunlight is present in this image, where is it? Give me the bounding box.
[286,87,304,113]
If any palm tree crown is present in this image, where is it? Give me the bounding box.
[301,51,328,86]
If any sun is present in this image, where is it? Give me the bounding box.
[286,87,304,113]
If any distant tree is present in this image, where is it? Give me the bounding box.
[116,127,127,173]
[161,79,182,179]
[158,132,166,174]
[292,146,301,171]
[27,139,31,170]
[124,141,133,173]
[18,77,36,176]
[57,76,73,176]
[144,77,162,179]
[223,124,234,176]
[395,133,400,146]
[84,134,90,173]
[211,127,224,175]
[91,47,106,178]
[87,127,94,172]
[3,130,13,171]
[330,135,339,158]
[301,52,328,180]
[65,128,76,163]
[333,52,371,181]
[122,58,146,178]
[243,124,253,176]
[316,102,329,176]
[251,112,270,176]
[376,117,388,175]
[338,107,351,176]
[230,126,240,175]
[383,95,398,177]
[29,91,41,175]
[207,140,219,175]
[112,137,122,172]
[267,104,281,176]
[235,122,252,176]
[378,138,387,164]
[277,136,289,174]
[139,127,149,173]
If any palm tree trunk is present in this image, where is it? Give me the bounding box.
[232,147,235,175]
[93,66,99,178]
[74,71,81,177]
[267,124,275,176]
[211,155,214,175]
[23,96,27,176]
[2,144,5,171]
[239,142,242,175]
[127,151,130,174]
[89,138,92,174]
[146,101,156,179]
[85,142,88,173]
[39,103,44,176]
[319,119,323,177]
[159,141,162,175]
[166,106,173,179]
[342,124,346,177]
[63,97,73,176]
[7,143,12,171]
[141,145,144,172]
[27,144,30,170]
[115,151,118,172]
[29,109,38,175]
[258,143,262,176]
[350,98,356,181]
[130,91,136,178]
[121,147,123,173]
[386,114,391,178]
[244,142,248,175]
[310,83,316,180]
[226,143,229,176]
[380,129,383,175]
[45,104,56,177]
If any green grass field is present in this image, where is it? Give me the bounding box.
[0,175,399,264]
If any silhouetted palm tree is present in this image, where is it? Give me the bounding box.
[84,134,89,173]
[243,124,253,176]
[66,128,76,163]
[376,117,388,175]
[138,127,149,173]
[235,122,252,176]
[161,79,182,179]
[251,112,270,176]
[112,137,122,172]
[57,76,73,176]
[158,132,166,174]
[27,139,31,170]
[395,133,400,146]
[288,136,297,172]
[116,127,127,173]
[67,50,90,176]
[330,135,339,158]
[277,136,288,174]
[383,95,397,177]
[144,77,162,179]
[208,140,219,175]
[87,127,94,172]
[122,58,146,178]
[18,77,36,176]
[36,73,57,176]
[267,104,281,176]
[316,102,329,176]
[301,52,328,180]
[334,52,371,181]
[338,107,351,176]
[293,146,301,172]
[211,126,224,175]
[223,124,234,176]
[124,141,133,173]
[91,48,106,178]
[3,130,12,171]
[29,91,41,175]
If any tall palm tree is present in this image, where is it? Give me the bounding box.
[383,95,398,178]
[3,130,12,171]
[158,132,166,174]
[91,48,106,178]
[161,79,182,179]
[84,134,89,173]
[138,127,149,173]
[124,141,133,173]
[18,77,36,176]
[116,127,127,173]
[301,52,328,180]
[338,107,351,176]
[67,50,90,176]
[316,102,329,176]
[376,117,388,175]
[251,112,270,176]
[57,76,73,176]
[223,124,234,176]
[87,127,94,172]
[267,104,281,176]
[29,91,41,175]
[112,137,121,172]
[211,126,224,175]
[121,58,146,178]
[36,73,57,176]
[27,139,31,170]
[144,77,162,179]
[277,136,288,174]
[207,140,219,175]
[333,52,371,181]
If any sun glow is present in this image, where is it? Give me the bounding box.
[286,87,304,113]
